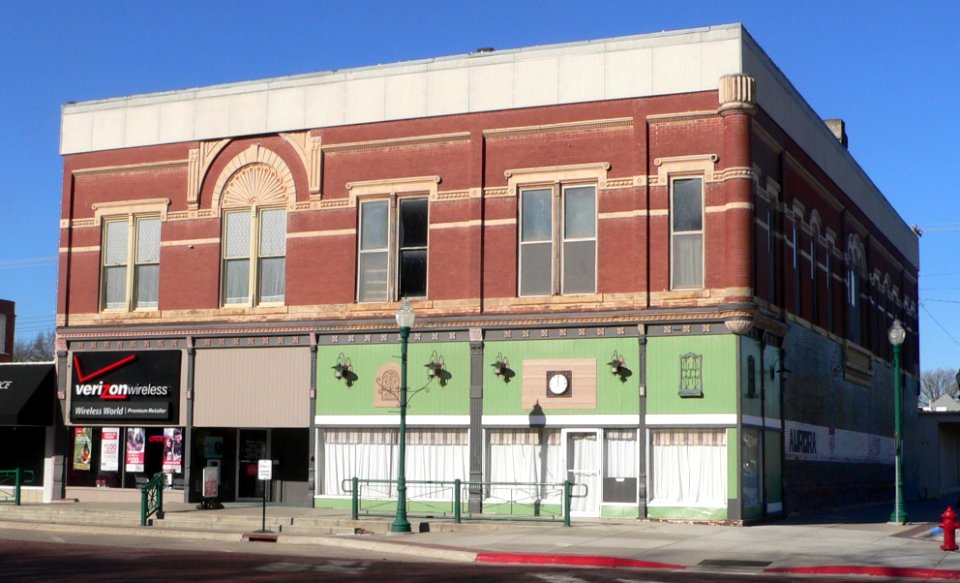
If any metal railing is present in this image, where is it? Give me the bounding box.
[342,478,587,527]
[0,468,35,506]
[139,473,166,526]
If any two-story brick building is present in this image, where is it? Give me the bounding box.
[54,24,919,521]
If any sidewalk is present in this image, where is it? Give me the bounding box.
[3,496,960,580]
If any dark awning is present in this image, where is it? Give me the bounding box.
[0,363,55,426]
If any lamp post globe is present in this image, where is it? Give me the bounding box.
[391,298,415,533]
[888,319,907,525]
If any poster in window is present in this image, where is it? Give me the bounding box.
[73,427,92,471]
[100,427,120,472]
[162,428,183,474]
[125,427,145,472]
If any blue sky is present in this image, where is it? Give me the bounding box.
[2,1,958,372]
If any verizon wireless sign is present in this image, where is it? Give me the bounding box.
[70,351,181,423]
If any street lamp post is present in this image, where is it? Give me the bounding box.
[888,319,907,525]
[391,299,415,533]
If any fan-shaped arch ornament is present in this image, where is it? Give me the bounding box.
[212,144,296,210]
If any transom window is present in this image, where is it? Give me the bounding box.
[670,177,704,290]
[358,197,428,302]
[519,184,596,296]
[222,207,286,306]
[101,216,160,311]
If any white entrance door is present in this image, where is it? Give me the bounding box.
[563,429,601,517]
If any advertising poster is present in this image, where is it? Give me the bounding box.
[125,427,145,472]
[162,427,183,474]
[100,427,120,472]
[73,427,92,471]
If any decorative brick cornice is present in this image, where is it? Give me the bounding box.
[322,132,471,154]
[646,110,719,125]
[483,117,632,139]
[72,159,187,178]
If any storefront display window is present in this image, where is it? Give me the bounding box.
[67,426,185,489]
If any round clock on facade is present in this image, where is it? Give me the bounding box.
[546,370,572,397]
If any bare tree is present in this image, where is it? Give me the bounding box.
[920,368,959,408]
[12,329,56,362]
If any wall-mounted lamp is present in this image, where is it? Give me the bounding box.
[770,360,791,381]
[491,352,514,382]
[608,350,629,382]
[332,353,355,386]
[425,351,447,385]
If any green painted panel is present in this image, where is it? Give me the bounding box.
[317,342,470,416]
[727,427,738,501]
[480,502,563,517]
[739,337,783,420]
[764,429,783,504]
[647,506,726,520]
[740,338,762,417]
[601,505,639,519]
[647,335,737,415]
[763,344,782,420]
[483,338,639,416]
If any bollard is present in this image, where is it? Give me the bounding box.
[941,506,958,552]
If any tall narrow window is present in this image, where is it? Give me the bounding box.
[357,197,428,302]
[222,208,286,306]
[258,208,286,303]
[671,178,704,289]
[519,184,596,296]
[847,262,862,344]
[810,237,819,324]
[101,216,161,311]
[133,217,160,309]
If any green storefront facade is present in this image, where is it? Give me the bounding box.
[312,322,786,523]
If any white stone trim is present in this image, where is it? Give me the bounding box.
[742,415,782,430]
[314,415,470,426]
[481,414,639,427]
[645,414,737,426]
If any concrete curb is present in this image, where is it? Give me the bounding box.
[278,534,479,562]
[766,565,960,580]
[476,552,686,570]
[0,519,243,542]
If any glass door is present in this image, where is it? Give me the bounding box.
[563,429,601,517]
[237,429,269,501]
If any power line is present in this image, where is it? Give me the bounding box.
[0,256,56,269]
[920,301,960,349]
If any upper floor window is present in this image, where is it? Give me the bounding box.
[102,216,160,311]
[0,313,6,355]
[358,197,428,302]
[222,207,286,306]
[519,184,596,296]
[670,178,704,290]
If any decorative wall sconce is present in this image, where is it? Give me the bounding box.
[770,360,791,381]
[607,350,629,382]
[332,353,355,386]
[491,352,515,382]
[425,351,449,386]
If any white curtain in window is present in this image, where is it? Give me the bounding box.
[651,429,726,507]
[406,429,468,499]
[321,429,395,497]
[672,234,703,289]
[486,429,562,502]
[321,429,468,500]
[134,264,159,308]
[604,430,638,479]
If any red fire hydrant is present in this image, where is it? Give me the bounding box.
[941,506,958,551]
